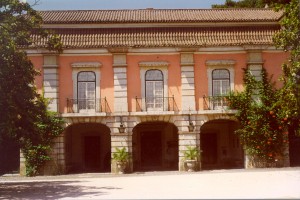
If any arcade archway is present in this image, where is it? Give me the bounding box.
[132,122,178,171]
[200,119,244,170]
[64,123,111,173]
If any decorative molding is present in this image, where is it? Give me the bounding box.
[71,62,102,68]
[206,60,236,66]
[206,60,235,96]
[139,61,169,68]
[113,64,128,67]
[43,64,59,68]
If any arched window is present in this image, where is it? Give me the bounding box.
[212,69,230,96]
[145,69,164,110]
[77,71,96,112]
[212,69,230,109]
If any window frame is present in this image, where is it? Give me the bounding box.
[145,69,164,110]
[71,62,101,112]
[211,69,230,97]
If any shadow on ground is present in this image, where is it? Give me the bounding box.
[0,181,121,199]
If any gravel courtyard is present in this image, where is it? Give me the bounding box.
[1,167,300,199]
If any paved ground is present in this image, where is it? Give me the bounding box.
[0,167,300,199]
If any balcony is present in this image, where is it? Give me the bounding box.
[203,95,229,110]
[66,98,111,114]
[135,96,178,112]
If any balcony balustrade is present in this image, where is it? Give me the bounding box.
[135,96,178,112]
[203,95,229,110]
[67,98,111,114]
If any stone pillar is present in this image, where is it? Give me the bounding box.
[41,55,65,175]
[113,54,128,113]
[19,151,26,176]
[180,53,196,111]
[178,131,200,171]
[43,55,59,112]
[111,133,133,174]
[41,135,65,175]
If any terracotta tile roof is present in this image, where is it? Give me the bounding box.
[31,26,279,48]
[39,9,283,24]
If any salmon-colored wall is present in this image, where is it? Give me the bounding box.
[194,53,247,110]
[29,56,44,93]
[127,54,181,111]
[29,51,288,114]
[263,51,289,88]
[58,55,114,113]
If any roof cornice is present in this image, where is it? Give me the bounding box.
[42,21,279,29]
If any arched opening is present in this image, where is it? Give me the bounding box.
[200,119,244,170]
[288,127,300,167]
[132,122,178,171]
[0,136,20,175]
[64,123,111,173]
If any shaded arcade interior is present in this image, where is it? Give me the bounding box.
[64,123,111,173]
[200,119,244,170]
[132,122,179,171]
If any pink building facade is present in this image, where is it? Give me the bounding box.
[23,8,291,174]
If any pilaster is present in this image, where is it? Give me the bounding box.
[111,133,133,174]
[43,55,59,112]
[113,54,128,112]
[178,131,201,171]
[180,53,196,111]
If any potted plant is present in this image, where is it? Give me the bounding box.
[183,146,200,172]
[112,147,130,174]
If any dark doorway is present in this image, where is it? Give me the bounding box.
[141,131,162,170]
[84,136,101,172]
[289,130,300,167]
[201,133,218,169]
[0,137,20,175]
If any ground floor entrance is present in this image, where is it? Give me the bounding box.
[0,136,19,175]
[200,119,244,170]
[64,123,111,173]
[132,122,178,171]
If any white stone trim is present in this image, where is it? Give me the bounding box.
[43,55,59,112]
[139,61,169,68]
[139,61,169,106]
[114,67,128,112]
[71,62,101,100]
[71,62,102,68]
[206,60,235,96]
[181,65,195,111]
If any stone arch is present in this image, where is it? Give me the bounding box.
[132,121,179,171]
[64,122,111,173]
[200,119,244,170]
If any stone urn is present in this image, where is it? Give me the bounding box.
[185,160,197,172]
[116,161,127,174]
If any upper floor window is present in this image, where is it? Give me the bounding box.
[77,71,96,112]
[70,62,101,113]
[206,60,235,110]
[212,69,230,96]
[145,69,164,110]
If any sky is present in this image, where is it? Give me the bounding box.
[26,0,226,10]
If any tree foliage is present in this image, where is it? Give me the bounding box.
[228,68,290,162]
[212,0,291,8]
[0,0,63,176]
[212,0,265,8]
[272,0,300,136]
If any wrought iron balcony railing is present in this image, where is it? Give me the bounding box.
[67,98,111,114]
[203,95,229,110]
[135,96,178,112]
